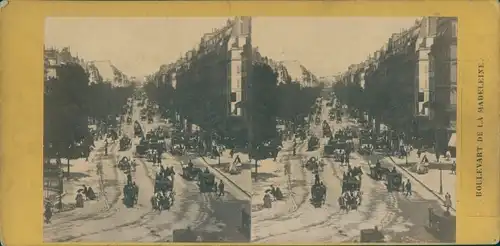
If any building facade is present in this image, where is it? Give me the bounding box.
[155,17,252,143]
[338,17,446,142]
[429,17,457,155]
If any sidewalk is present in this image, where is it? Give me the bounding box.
[47,140,118,215]
[393,149,455,167]
[251,141,307,214]
[199,152,251,199]
[385,154,456,214]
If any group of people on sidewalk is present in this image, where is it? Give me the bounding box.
[44,184,97,224]
[263,185,284,208]
[391,146,455,214]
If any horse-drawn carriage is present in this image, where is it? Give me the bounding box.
[315,115,321,125]
[385,172,403,192]
[349,166,364,178]
[155,175,174,194]
[342,176,361,193]
[295,129,307,141]
[307,136,320,151]
[310,184,326,207]
[358,141,373,155]
[359,227,385,242]
[426,207,456,242]
[151,191,174,211]
[198,172,216,193]
[374,137,389,149]
[338,192,360,212]
[322,121,332,138]
[123,183,138,208]
[119,136,132,151]
[304,157,323,172]
[134,121,143,137]
[127,115,132,124]
[181,164,202,180]
[368,163,390,180]
[172,228,226,242]
[170,144,184,156]
[135,142,148,157]
[118,157,131,171]
[107,129,119,141]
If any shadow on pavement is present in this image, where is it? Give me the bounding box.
[66,172,91,181]
[240,163,255,170]
[251,172,280,182]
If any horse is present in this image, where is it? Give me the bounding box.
[338,196,350,213]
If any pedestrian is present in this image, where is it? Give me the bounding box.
[445,150,451,161]
[444,192,452,214]
[405,179,412,196]
[233,155,241,165]
[417,148,422,158]
[230,149,234,158]
[104,140,108,156]
[451,161,456,174]
[218,180,225,197]
[435,152,440,163]
[421,154,429,164]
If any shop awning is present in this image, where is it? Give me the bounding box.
[448,133,456,147]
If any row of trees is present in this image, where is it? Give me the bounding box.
[333,57,416,136]
[44,63,134,171]
[248,62,323,148]
[144,62,322,153]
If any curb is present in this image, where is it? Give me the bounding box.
[199,155,251,199]
[387,155,456,212]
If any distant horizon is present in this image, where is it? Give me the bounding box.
[45,17,419,78]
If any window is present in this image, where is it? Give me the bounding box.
[237,65,240,74]
[237,79,240,88]
[450,89,457,106]
[450,45,457,60]
[450,63,457,84]
[231,92,237,102]
[418,90,425,102]
[451,22,457,37]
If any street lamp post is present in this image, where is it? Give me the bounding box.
[58,162,64,210]
[439,167,443,195]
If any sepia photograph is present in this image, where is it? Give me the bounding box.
[42,17,252,242]
[247,17,457,243]
[42,16,457,243]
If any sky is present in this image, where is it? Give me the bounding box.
[45,17,419,78]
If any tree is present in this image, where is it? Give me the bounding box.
[45,63,134,178]
[44,63,90,178]
[249,62,279,179]
[251,62,279,146]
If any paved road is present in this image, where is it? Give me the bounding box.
[324,103,456,243]
[43,97,250,242]
[251,100,455,243]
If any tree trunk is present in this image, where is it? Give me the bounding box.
[67,158,70,180]
[253,159,259,181]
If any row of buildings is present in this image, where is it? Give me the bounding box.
[256,55,320,88]
[44,46,131,87]
[337,17,457,155]
[150,17,322,141]
[150,17,252,144]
